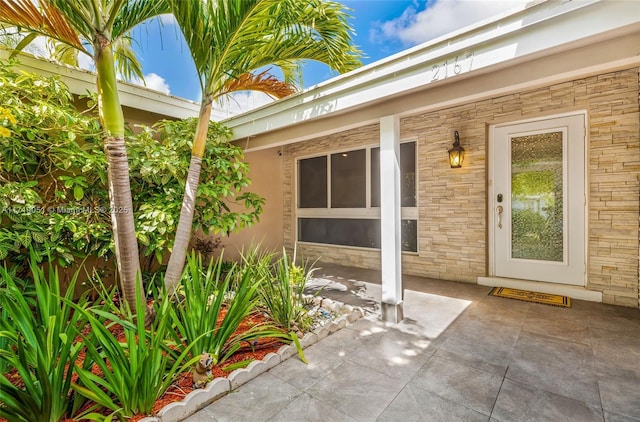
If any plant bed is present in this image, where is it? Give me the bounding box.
[0,307,286,422]
[132,310,286,422]
[0,251,363,421]
[0,302,363,422]
[141,299,364,422]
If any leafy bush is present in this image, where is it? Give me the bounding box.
[0,255,90,422]
[0,59,264,278]
[128,118,264,269]
[0,59,107,269]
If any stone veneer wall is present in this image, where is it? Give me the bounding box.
[282,67,640,307]
[283,124,381,270]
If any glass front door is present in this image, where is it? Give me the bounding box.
[490,115,585,285]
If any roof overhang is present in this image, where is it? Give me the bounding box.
[0,48,201,120]
[224,0,640,151]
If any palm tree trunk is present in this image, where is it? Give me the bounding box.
[105,136,142,311]
[95,37,142,312]
[164,100,213,291]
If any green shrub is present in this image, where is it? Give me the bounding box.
[258,249,316,332]
[168,253,290,366]
[71,282,199,419]
[0,254,90,422]
[0,59,107,269]
[127,118,264,268]
[0,59,264,279]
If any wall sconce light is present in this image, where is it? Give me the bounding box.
[448,131,465,168]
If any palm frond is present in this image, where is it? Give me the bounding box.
[46,0,96,39]
[274,59,304,87]
[237,0,362,76]
[170,0,362,98]
[112,0,171,39]
[168,0,232,90]
[47,38,78,66]
[214,69,298,101]
[112,34,143,81]
[0,0,82,51]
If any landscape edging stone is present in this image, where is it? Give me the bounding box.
[155,300,363,421]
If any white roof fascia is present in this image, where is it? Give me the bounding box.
[224,0,640,141]
[0,48,201,120]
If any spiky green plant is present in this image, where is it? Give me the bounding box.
[258,248,315,331]
[0,254,90,422]
[168,253,292,366]
[70,281,200,419]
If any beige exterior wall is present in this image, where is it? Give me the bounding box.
[219,147,284,260]
[281,67,640,307]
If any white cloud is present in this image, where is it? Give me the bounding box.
[371,0,530,45]
[144,73,171,94]
[130,72,171,95]
[159,14,177,25]
[212,91,276,119]
[77,52,93,71]
[22,35,49,57]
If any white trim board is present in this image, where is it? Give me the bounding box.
[226,0,640,143]
[234,30,640,152]
[478,277,603,302]
[0,48,203,120]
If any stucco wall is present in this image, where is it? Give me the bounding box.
[281,67,640,307]
[219,147,284,260]
[72,97,178,132]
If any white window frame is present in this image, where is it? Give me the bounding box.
[295,139,419,253]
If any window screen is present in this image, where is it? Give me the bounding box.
[298,218,418,252]
[298,156,327,208]
[331,149,366,208]
[370,142,416,207]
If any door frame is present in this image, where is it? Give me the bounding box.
[488,111,588,285]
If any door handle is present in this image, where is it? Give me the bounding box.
[496,205,503,229]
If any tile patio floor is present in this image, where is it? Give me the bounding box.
[186,263,640,421]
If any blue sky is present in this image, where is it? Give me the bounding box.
[112,0,528,115]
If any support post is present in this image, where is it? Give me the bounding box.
[379,115,403,323]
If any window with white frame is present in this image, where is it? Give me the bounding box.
[296,141,418,252]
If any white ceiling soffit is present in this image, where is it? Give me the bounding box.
[0,48,201,120]
[224,0,640,143]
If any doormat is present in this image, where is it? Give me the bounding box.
[489,287,571,307]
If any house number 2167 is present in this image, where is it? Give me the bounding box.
[431,52,474,81]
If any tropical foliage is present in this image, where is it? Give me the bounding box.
[72,284,199,418]
[257,248,316,332]
[0,0,172,311]
[0,59,107,269]
[168,253,292,366]
[130,118,264,268]
[0,247,312,420]
[0,254,90,422]
[0,59,263,278]
[163,0,362,289]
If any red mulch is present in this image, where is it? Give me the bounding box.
[1,305,286,421]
